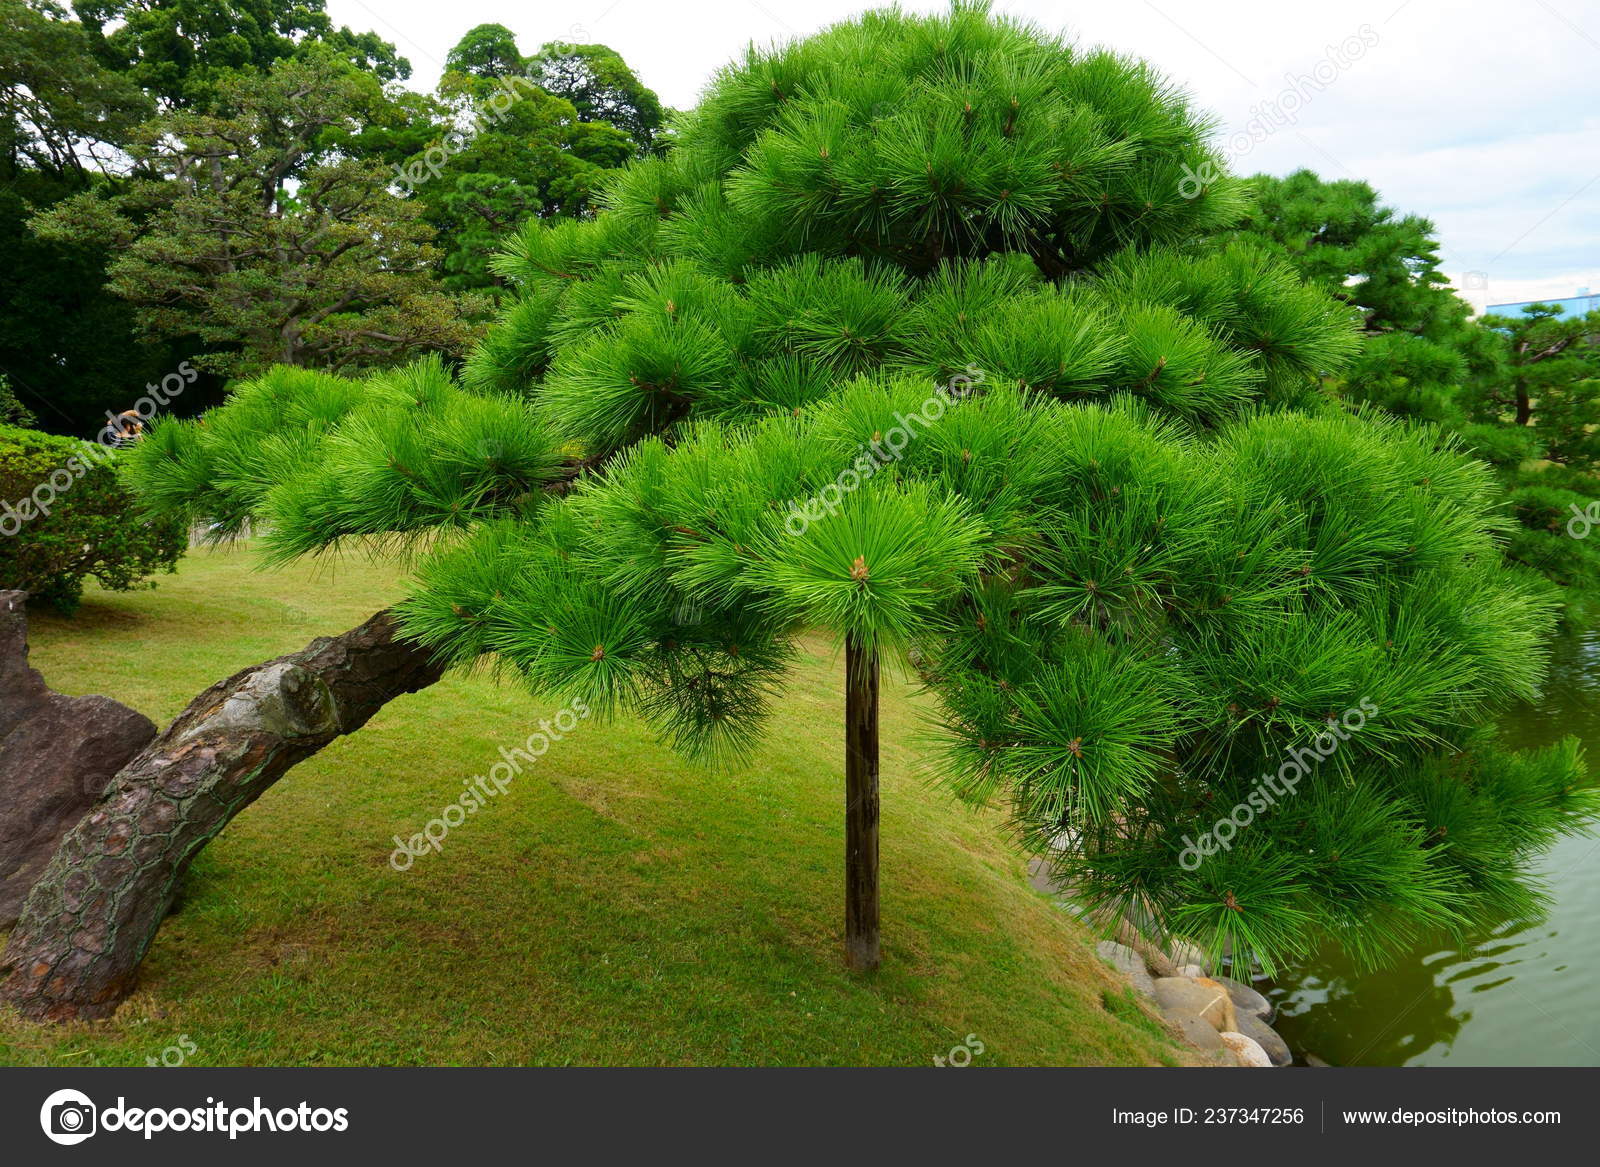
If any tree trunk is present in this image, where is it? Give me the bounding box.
[1515,377,1533,426]
[0,609,443,1021]
[843,634,880,972]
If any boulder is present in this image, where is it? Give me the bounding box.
[1215,975,1275,1024]
[1219,1031,1273,1067]
[1234,1010,1293,1067]
[1153,976,1237,1033]
[1177,963,1204,978]
[0,591,157,925]
[1163,1011,1224,1052]
[1096,940,1155,998]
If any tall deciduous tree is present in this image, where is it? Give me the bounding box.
[30,52,480,376]
[0,0,197,433]
[2,0,414,431]
[406,28,655,290]
[72,0,410,109]
[445,22,523,79]
[525,40,666,154]
[408,69,636,289]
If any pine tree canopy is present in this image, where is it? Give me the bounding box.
[127,2,1596,973]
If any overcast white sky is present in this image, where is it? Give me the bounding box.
[329,0,1599,309]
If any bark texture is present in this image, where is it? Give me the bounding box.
[0,608,443,1020]
[843,634,880,972]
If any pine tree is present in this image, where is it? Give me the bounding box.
[29,51,478,377]
[1470,303,1600,466]
[5,3,1594,1018]
[1232,170,1600,623]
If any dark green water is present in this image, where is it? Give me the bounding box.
[1265,631,1600,1065]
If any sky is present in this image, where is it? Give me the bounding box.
[327,0,1600,310]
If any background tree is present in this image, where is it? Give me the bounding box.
[30,52,481,376]
[1237,170,1460,335]
[2,0,412,431]
[3,3,1593,1019]
[1230,169,1501,421]
[526,41,666,154]
[414,120,635,291]
[72,0,410,109]
[398,28,657,291]
[0,373,35,427]
[445,22,524,79]
[0,0,206,433]
[1232,169,1600,623]
[1464,304,1600,616]
[1469,302,1600,456]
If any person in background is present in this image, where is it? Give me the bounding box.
[103,409,144,449]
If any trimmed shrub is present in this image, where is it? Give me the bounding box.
[0,424,185,614]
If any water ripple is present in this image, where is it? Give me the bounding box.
[1265,631,1600,1066]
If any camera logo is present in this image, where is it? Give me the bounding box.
[40,1088,97,1145]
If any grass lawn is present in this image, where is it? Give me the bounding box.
[0,545,1187,1066]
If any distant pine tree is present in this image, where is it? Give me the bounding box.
[1233,170,1600,624]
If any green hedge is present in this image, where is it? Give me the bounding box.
[0,423,185,614]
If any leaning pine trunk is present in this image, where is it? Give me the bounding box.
[0,609,443,1020]
[843,633,880,972]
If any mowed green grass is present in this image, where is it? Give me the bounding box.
[0,546,1184,1066]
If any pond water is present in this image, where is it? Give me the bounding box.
[1265,631,1600,1065]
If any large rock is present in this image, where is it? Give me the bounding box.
[1096,940,1155,998]
[1153,976,1237,1033]
[1234,1010,1293,1067]
[1163,1011,1224,1052]
[1219,1031,1273,1067]
[1215,975,1275,1024]
[0,591,156,925]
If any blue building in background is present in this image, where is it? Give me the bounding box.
[1485,289,1600,319]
